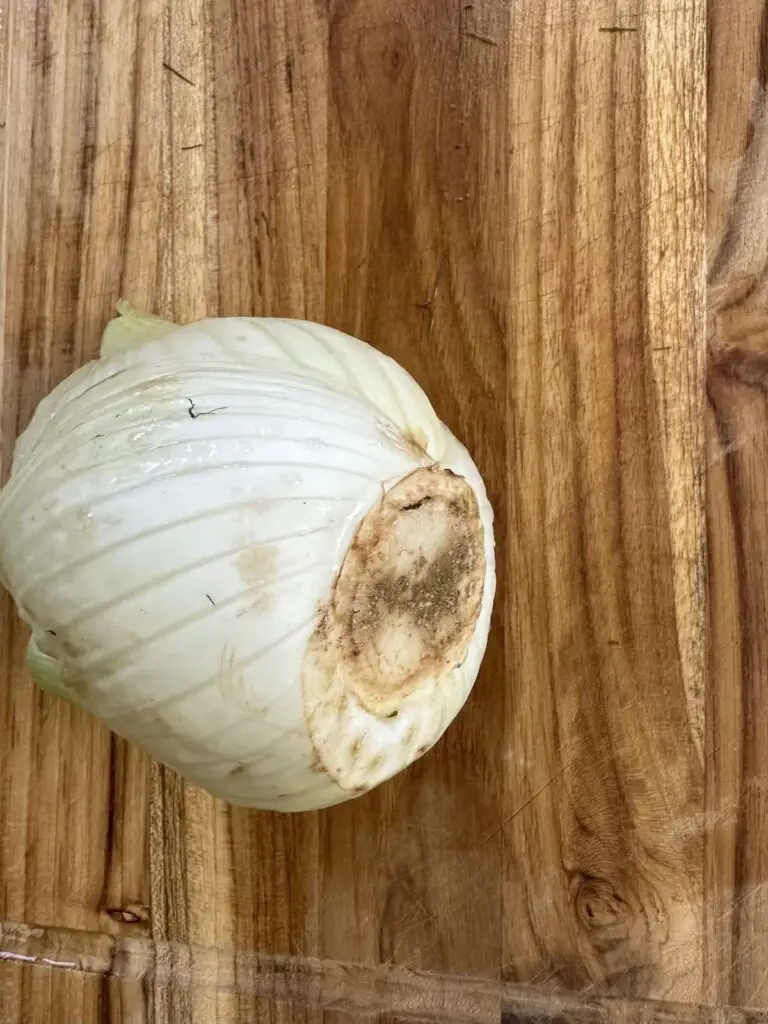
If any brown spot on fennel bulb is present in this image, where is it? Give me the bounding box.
[235,544,279,614]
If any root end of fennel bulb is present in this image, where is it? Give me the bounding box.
[0,302,496,812]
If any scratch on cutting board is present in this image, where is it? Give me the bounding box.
[464,31,497,46]
[162,61,196,87]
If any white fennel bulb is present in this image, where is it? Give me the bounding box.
[0,305,495,811]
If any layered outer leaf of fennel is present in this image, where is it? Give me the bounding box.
[95,309,444,461]
[0,313,495,811]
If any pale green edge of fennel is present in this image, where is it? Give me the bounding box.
[28,301,177,700]
[99,299,179,357]
[27,639,75,701]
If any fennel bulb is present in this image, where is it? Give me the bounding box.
[0,305,495,811]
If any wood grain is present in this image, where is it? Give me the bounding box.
[3,0,761,1020]
[0,962,144,1024]
[0,0,152,953]
[707,0,768,1010]
[504,0,705,1000]
[6,923,767,1024]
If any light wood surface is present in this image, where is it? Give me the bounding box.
[708,0,768,1010]
[0,0,762,1021]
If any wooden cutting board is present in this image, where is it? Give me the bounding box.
[0,0,764,1020]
